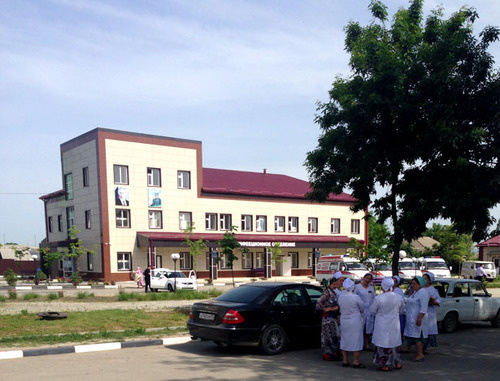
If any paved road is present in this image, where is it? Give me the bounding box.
[2,322,499,380]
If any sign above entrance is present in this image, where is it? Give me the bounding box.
[239,241,296,248]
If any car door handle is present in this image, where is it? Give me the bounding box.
[455,300,460,303]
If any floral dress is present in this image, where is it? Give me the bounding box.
[316,288,341,361]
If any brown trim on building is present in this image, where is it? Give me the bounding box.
[199,191,356,205]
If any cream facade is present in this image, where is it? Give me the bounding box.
[40,128,367,282]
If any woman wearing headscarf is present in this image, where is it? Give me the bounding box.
[371,277,405,371]
[134,266,144,288]
[354,273,375,350]
[403,276,430,362]
[423,272,441,350]
[338,278,366,368]
[316,277,342,361]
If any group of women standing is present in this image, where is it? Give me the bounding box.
[316,271,440,371]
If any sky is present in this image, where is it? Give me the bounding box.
[1,0,499,246]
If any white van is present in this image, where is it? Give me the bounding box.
[398,258,422,281]
[461,261,496,281]
[419,257,451,278]
[316,254,369,285]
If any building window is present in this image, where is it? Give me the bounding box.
[180,252,192,270]
[179,212,192,230]
[117,252,131,271]
[87,252,94,271]
[255,252,265,268]
[290,252,299,268]
[85,210,91,229]
[114,165,129,184]
[206,213,218,231]
[220,214,232,231]
[148,210,162,229]
[48,216,53,233]
[66,207,74,230]
[242,252,252,269]
[308,217,318,233]
[116,209,131,228]
[351,219,360,234]
[64,173,73,200]
[241,215,252,231]
[331,218,340,234]
[178,171,191,189]
[275,216,285,232]
[256,216,267,232]
[83,167,89,187]
[288,217,299,233]
[219,254,232,269]
[58,215,63,232]
[147,168,161,187]
[156,255,163,268]
[307,252,313,268]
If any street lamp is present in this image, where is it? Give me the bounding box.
[31,252,39,285]
[171,253,180,292]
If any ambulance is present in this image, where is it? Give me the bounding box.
[316,254,369,286]
[418,256,452,278]
[398,258,422,281]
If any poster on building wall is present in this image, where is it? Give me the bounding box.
[115,187,130,206]
[148,189,162,207]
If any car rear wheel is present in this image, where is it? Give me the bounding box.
[260,324,287,355]
[442,312,458,333]
[490,310,500,328]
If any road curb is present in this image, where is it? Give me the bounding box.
[0,336,192,360]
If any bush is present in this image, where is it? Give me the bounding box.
[8,289,17,299]
[3,268,18,287]
[23,293,40,301]
[71,271,83,286]
[77,292,94,299]
[35,270,47,283]
[47,293,59,301]
[0,295,6,302]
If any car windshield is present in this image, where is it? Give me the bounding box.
[399,262,416,270]
[215,285,269,303]
[374,263,391,271]
[427,262,447,270]
[346,263,368,270]
[167,272,187,278]
[483,263,494,270]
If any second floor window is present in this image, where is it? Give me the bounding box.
[66,207,74,231]
[308,217,318,233]
[48,216,53,233]
[256,216,267,232]
[178,171,191,189]
[58,215,63,232]
[64,173,73,200]
[83,167,89,187]
[220,214,232,231]
[147,168,161,187]
[351,219,360,234]
[331,218,340,234]
[241,215,252,231]
[288,217,299,233]
[179,212,192,230]
[85,210,91,229]
[275,216,285,232]
[114,165,128,184]
[206,213,218,230]
[116,209,131,228]
[149,210,162,229]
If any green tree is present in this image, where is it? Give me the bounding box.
[183,224,207,275]
[269,242,284,280]
[217,227,241,287]
[349,216,391,264]
[306,0,500,276]
[424,223,476,270]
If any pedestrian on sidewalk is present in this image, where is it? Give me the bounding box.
[144,266,151,293]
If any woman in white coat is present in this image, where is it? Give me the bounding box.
[371,277,405,371]
[423,272,441,350]
[403,276,429,362]
[338,278,366,368]
[354,273,375,350]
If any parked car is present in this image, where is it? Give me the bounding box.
[367,260,393,285]
[316,254,369,285]
[431,278,500,333]
[187,282,323,355]
[398,258,422,281]
[150,268,197,292]
[418,257,452,278]
[461,261,497,281]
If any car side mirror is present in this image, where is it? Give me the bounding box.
[487,293,492,297]
[449,266,452,271]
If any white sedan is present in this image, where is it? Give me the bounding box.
[150,268,198,292]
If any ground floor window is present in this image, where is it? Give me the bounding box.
[307,252,313,268]
[255,252,266,268]
[242,252,252,269]
[290,252,299,268]
[219,253,232,269]
[156,255,162,268]
[117,252,131,270]
[180,252,192,270]
[87,251,94,271]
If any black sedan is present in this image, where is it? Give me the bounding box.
[187,282,323,355]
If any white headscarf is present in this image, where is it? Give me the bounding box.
[393,275,401,285]
[426,272,435,282]
[343,278,355,292]
[382,277,394,291]
[333,271,344,280]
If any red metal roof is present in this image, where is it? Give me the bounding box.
[138,231,356,244]
[39,189,65,200]
[477,235,500,247]
[202,168,355,202]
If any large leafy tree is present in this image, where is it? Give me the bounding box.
[306,0,500,275]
